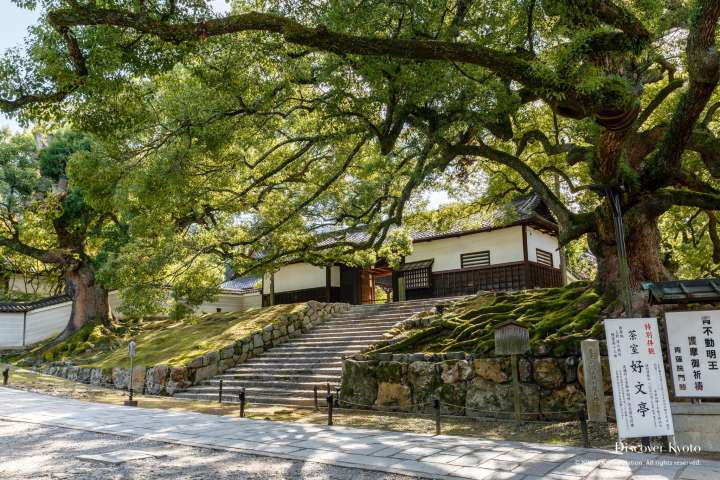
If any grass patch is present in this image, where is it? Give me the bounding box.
[16,304,302,368]
[374,281,604,356]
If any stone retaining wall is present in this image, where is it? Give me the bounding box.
[340,352,613,418]
[39,301,349,396]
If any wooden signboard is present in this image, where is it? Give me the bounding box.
[495,321,529,421]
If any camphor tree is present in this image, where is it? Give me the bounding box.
[2,0,720,314]
[0,130,115,332]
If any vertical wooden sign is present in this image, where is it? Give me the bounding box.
[495,321,530,422]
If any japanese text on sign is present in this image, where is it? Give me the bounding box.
[666,310,720,397]
[604,318,674,439]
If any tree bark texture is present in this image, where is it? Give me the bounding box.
[63,261,110,334]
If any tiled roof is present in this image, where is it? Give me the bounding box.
[0,295,71,313]
[321,193,556,246]
[220,275,261,294]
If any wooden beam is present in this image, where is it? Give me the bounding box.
[325,266,332,302]
[522,224,530,289]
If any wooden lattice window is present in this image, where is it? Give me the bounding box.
[536,249,553,267]
[398,259,433,290]
[460,251,490,269]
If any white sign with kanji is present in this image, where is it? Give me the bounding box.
[604,318,674,439]
[666,310,720,397]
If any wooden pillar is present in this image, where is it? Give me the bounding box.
[325,266,332,302]
[269,271,275,306]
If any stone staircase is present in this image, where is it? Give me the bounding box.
[174,298,452,407]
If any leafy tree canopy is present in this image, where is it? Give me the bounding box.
[1,0,720,313]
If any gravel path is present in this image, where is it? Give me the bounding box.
[0,420,412,480]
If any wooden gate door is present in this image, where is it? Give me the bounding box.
[360,270,375,304]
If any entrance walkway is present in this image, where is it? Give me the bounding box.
[1,388,717,479]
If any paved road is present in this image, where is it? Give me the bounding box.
[0,420,412,479]
[1,387,718,479]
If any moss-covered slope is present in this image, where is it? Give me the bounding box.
[11,304,301,368]
[374,282,604,356]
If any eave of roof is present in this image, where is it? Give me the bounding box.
[647,279,720,304]
[410,216,557,244]
[0,295,71,313]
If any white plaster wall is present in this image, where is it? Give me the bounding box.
[405,226,525,271]
[527,227,560,267]
[263,263,330,294]
[24,302,72,345]
[195,292,262,313]
[7,274,58,296]
[0,312,25,348]
[110,290,262,318]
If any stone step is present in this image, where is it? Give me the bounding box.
[236,357,342,373]
[328,312,427,320]
[215,372,340,385]
[291,334,382,342]
[201,379,339,390]
[181,385,329,397]
[175,299,462,406]
[258,352,361,359]
[309,325,396,333]
[174,392,319,407]
[278,338,381,346]
[267,343,374,351]
[230,364,342,375]
[321,316,410,323]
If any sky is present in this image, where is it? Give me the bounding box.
[0,2,40,132]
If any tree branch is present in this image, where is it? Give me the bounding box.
[642,0,720,189]
[0,235,72,266]
[450,142,575,229]
[46,5,635,120]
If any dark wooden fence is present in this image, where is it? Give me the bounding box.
[262,287,340,306]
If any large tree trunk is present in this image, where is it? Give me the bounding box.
[63,261,111,333]
[588,204,671,315]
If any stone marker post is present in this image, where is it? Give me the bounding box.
[580,339,607,423]
[124,340,138,407]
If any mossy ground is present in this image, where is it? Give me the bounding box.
[375,281,604,356]
[7,304,302,368]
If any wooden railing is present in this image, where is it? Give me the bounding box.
[527,262,563,289]
[407,261,562,299]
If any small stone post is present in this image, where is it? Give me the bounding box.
[124,341,138,407]
[433,397,441,435]
[2,366,9,385]
[580,339,607,423]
